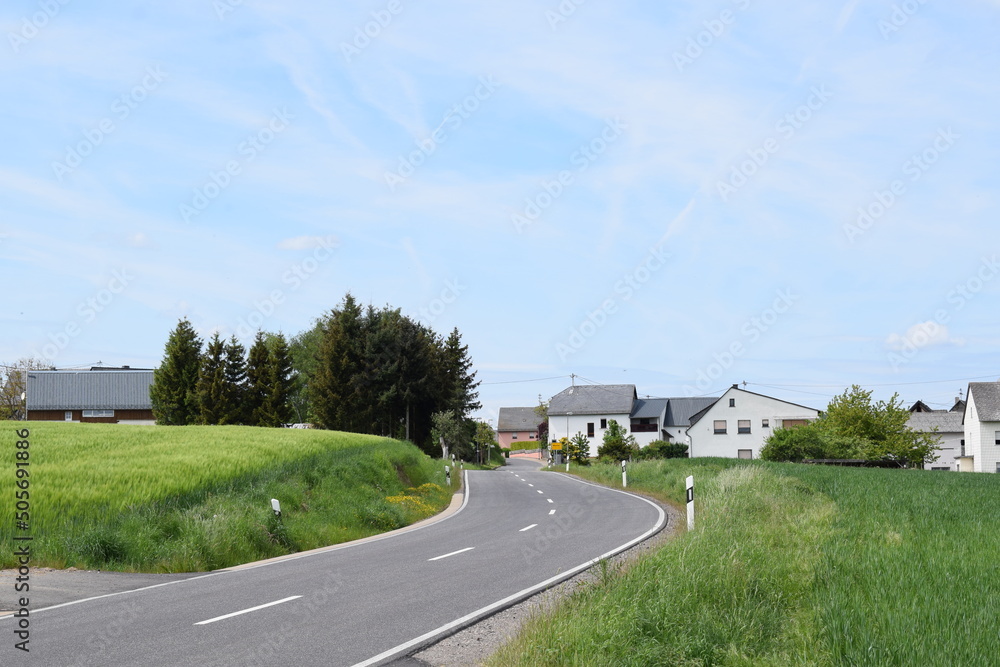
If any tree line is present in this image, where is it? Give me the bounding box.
[151,325,294,427]
[151,293,481,456]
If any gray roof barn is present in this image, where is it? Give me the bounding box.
[26,370,154,410]
[967,382,1000,422]
[497,407,542,432]
[549,384,636,416]
[906,411,964,434]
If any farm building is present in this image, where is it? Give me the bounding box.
[25,368,155,424]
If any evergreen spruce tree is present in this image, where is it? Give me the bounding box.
[220,336,247,424]
[311,294,364,430]
[441,327,481,416]
[150,318,203,425]
[244,331,270,426]
[262,332,294,427]
[195,333,226,424]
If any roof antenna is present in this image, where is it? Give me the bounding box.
[742,380,747,388]
[570,373,576,386]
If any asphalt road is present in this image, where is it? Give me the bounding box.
[1,459,664,666]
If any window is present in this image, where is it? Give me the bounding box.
[737,449,753,459]
[587,422,595,437]
[762,419,769,428]
[713,420,727,434]
[738,420,751,434]
[529,433,536,439]
[729,398,736,407]
[511,433,517,440]
[996,462,1000,473]
[995,431,1000,445]
[931,467,950,471]
[83,409,114,418]
[600,418,607,429]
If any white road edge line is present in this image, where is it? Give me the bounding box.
[352,474,666,667]
[11,471,474,618]
[428,547,474,562]
[195,596,301,626]
[519,524,538,532]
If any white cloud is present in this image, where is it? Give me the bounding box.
[886,321,962,351]
[276,235,339,251]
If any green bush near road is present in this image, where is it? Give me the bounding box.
[3,423,458,572]
[493,459,1000,666]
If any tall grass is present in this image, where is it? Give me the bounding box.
[492,459,1000,666]
[3,423,457,572]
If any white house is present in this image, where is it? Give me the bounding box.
[686,385,820,459]
[906,399,966,471]
[959,382,1000,473]
[547,384,720,457]
[548,384,636,457]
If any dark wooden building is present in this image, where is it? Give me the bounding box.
[26,369,155,423]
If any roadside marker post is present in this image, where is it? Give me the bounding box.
[621,460,627,488]
[270,498,281,518]
[445,465,451,486]
[685,476,694,530]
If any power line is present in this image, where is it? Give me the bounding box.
[745,374,999,389]
[480,375,572,386]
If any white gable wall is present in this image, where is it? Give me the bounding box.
[549,413,630,457]
[965,392,1000,473]
[925,431,964,471]
[687,388,819,459]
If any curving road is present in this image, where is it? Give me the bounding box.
[2,458,664,666]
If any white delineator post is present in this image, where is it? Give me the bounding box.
[685,475,694,530]
[621,460,627,488]
[445,465,451,486]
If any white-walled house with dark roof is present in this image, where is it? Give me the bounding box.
[685,385,820,459]
[496,406,542,448]
[548,384,636,457]
[906,399,966,471]
[547,384,721,457]
[959,382,1000,473]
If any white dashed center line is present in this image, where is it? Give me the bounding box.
[428,547,475,562]
[195,596,301,626]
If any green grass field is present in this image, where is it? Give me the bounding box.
[3,423,458,572]
[491,459,1000,666]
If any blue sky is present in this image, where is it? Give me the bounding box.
[2,0,998,421]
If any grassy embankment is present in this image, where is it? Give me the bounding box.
[3,423,459,572]
[492,458,1000,666]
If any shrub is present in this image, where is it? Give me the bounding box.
[635,439,688,460]
[597,420,639,462]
